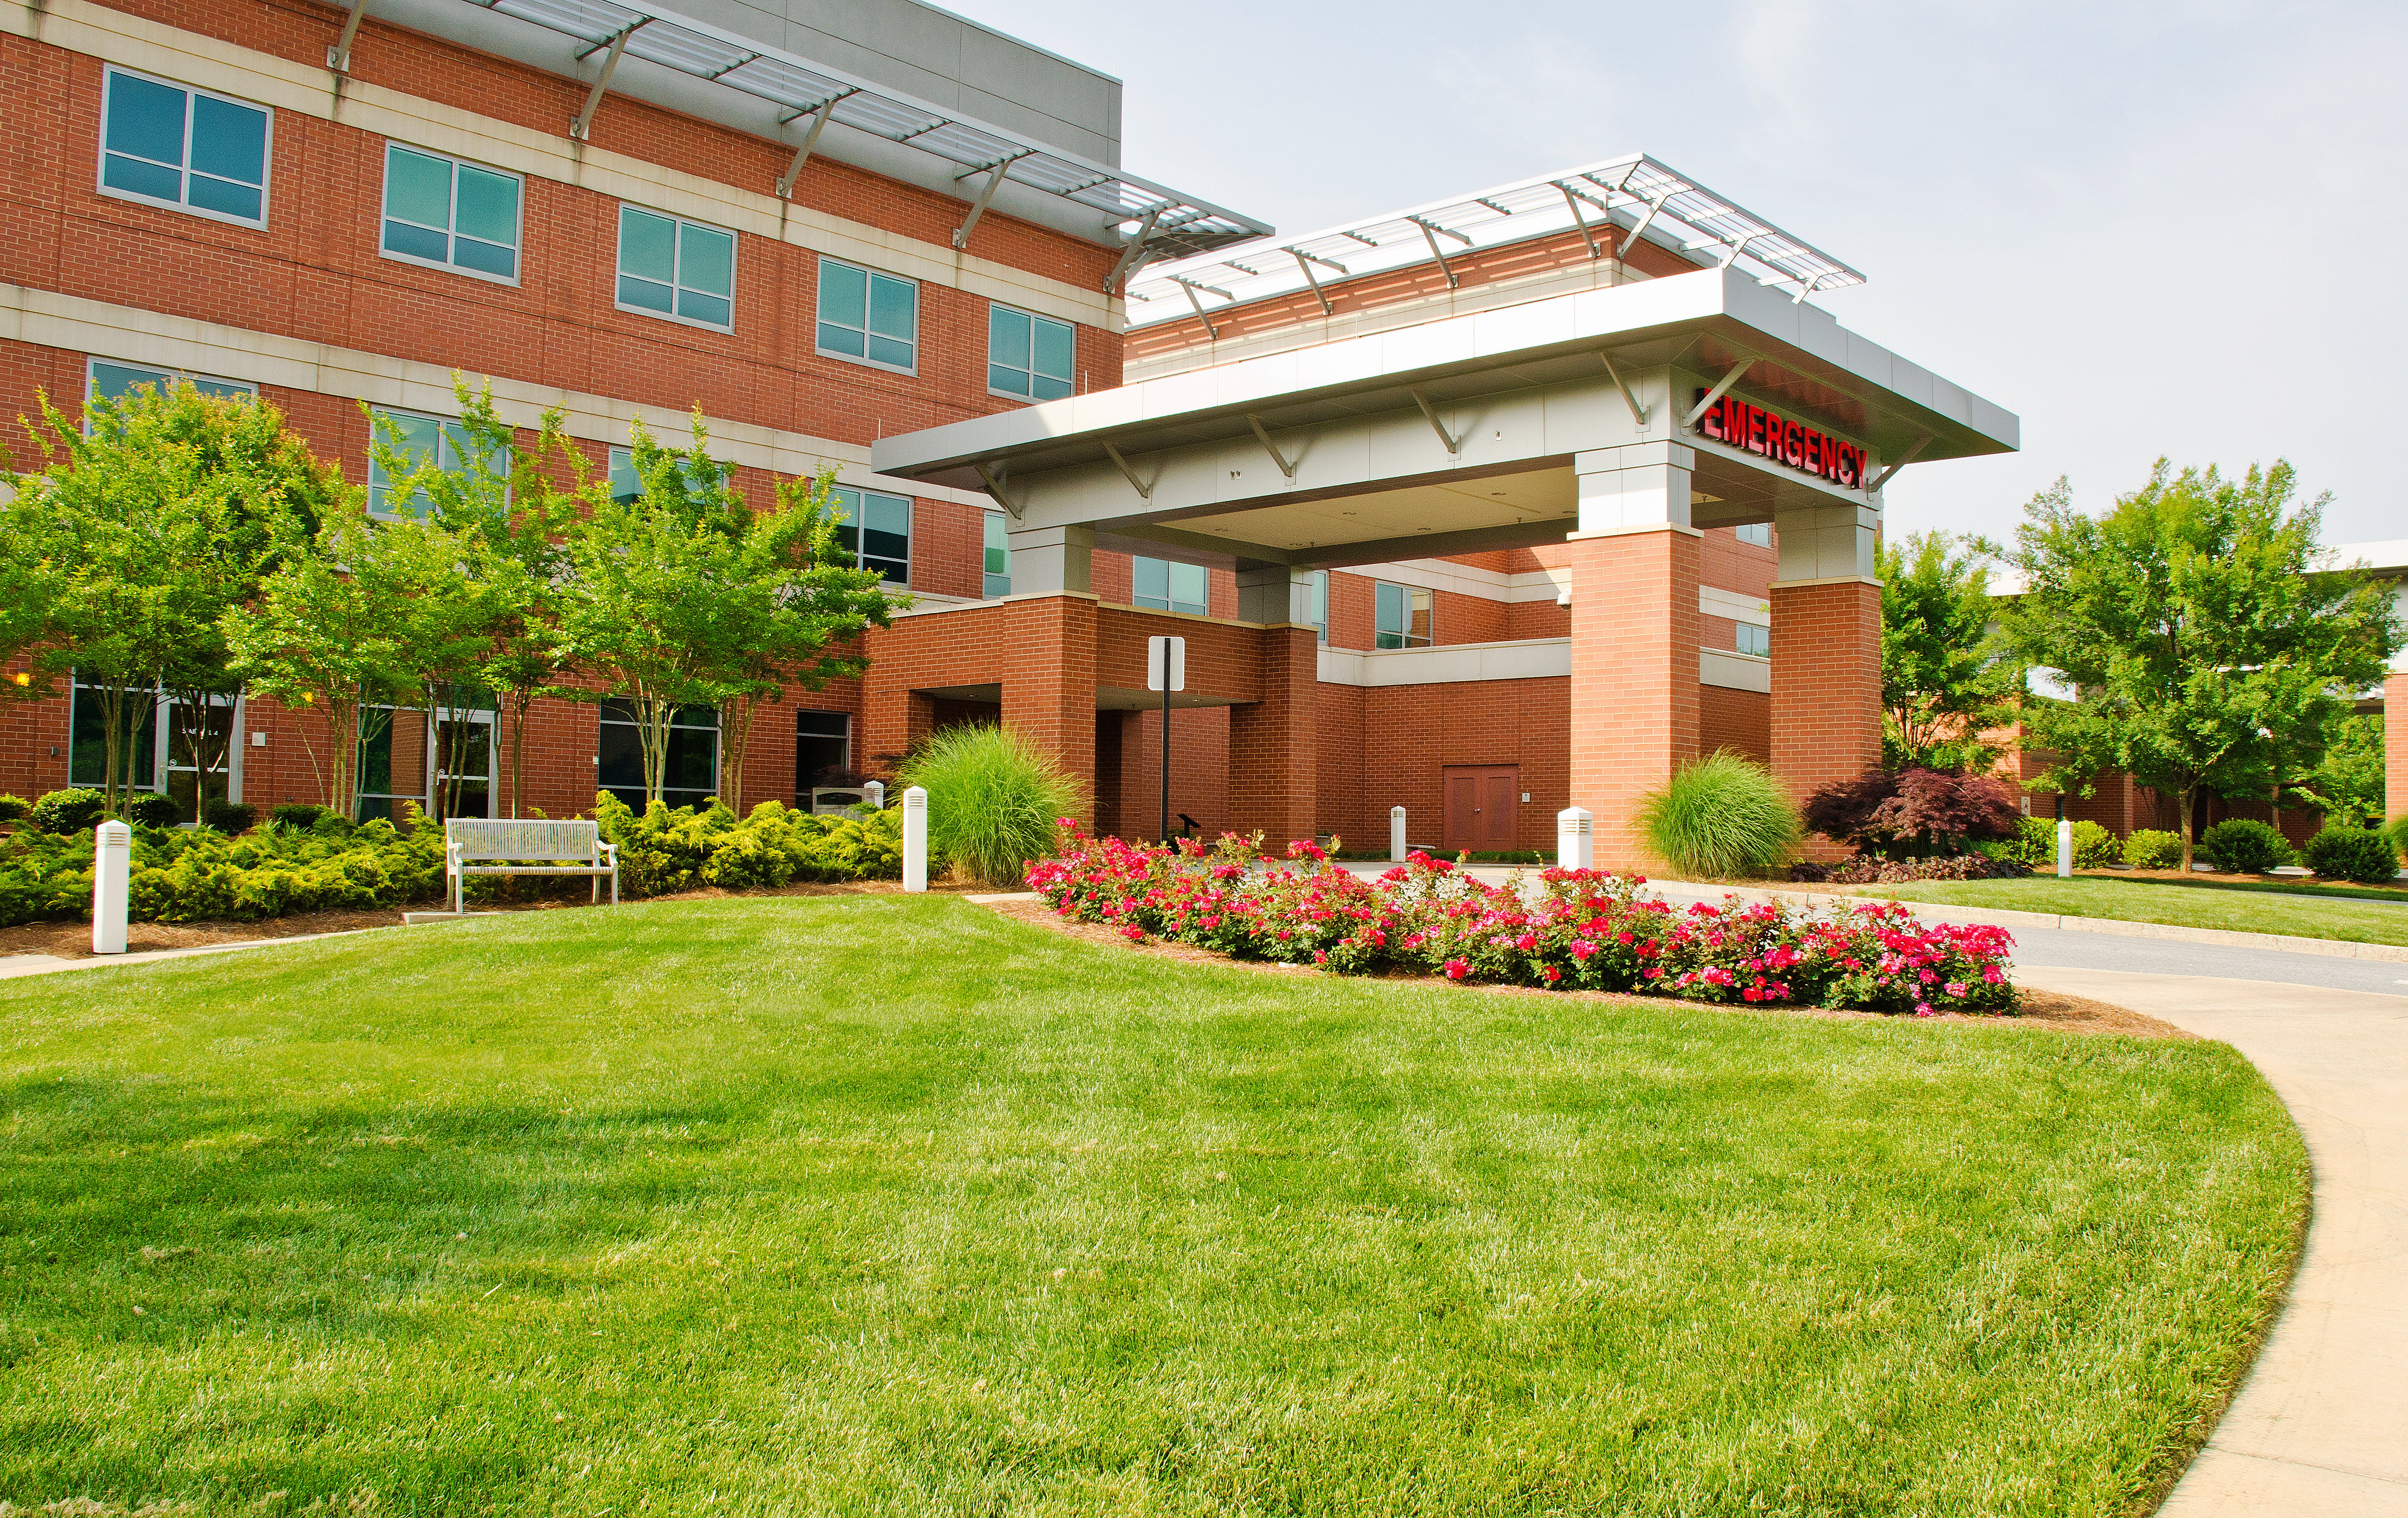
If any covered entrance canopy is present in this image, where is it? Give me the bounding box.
[870,264,2017,579]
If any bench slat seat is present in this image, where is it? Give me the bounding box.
[444,819,618,913]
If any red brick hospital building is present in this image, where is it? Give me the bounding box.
[0,0,2032,866]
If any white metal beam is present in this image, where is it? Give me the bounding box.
[569,21,646,142]
[328,0,371,73]
[1683,358,1755,429]
[774,90,853,198]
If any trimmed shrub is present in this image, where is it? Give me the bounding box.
[2200,819,2292,874]
[2122,828,2183,869]
[270,803,332,831]
[2300,826,2401,885]
[1802,767,2021,860]
[896,724,1085,887]
[202,799,258,834]
[1984,815,2117,870]
[591,793,902,899]
[28,788,108,835]
[0,794,27,823]
[125,793,183,828]
[1636,750,1801,878]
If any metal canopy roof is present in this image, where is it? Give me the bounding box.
[457,0,1270,258]
[1126,154,1864,324]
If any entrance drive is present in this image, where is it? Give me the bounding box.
[1443,766,1520,853]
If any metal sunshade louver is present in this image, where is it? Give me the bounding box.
[461,0,1268,263]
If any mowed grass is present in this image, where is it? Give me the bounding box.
[0,897,2302,1517]
[1837,874,2408,945]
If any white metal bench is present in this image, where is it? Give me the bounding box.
[444,818,618,913]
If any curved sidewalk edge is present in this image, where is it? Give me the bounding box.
[1640,880,2408,964]
[0,928,383,980]
[2014,965,2408,1517]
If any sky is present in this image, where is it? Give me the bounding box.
[963,0,2406,550]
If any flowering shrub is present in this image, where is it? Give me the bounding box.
[1028,826,2018,1016]
[1790,852,2025,885]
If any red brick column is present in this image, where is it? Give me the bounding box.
[1770,579,1882,860]
[1566,526,1700,870]
[1094,708,1146,840]
[999,595,1097,831]
[2389,672,2408,822]
[1228,623,1318,846]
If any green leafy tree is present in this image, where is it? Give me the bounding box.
[2002,461,2401,870]
[369,379,581,817]
[1879,530,2016,771]
[224,511,491,819]
[556,414,895,809]
[2293,712,2386,825]
[4,381,340,815]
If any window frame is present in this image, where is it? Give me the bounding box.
[795,710,852,789]
[829,484,912,587]
[982,512,1011,599]
[96,66,273,230]
[1373,581,1434,649]
[597,698,722,812]
[378,142,524,287]
[1734,621,1771,658]
[986,303,1076,403]
[68,673,166,795]
[1735,522,1774,548]
[614,203,737,334]
[366,405,484,520]
[1131,555,1209,617]
[1309,570,1329,645]
[814,256,919,376]
[84,357,258,425]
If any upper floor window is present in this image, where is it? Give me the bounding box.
[381,144,521,283]
[1309,570,1329,644]
[1735,522,1773,548]
[831,486,911,585]
[1132,556,1207,617]
[1374,582,1433,648]
[368,407,485,519]
[99,68,270,227]
[1735,622,1770,658]
[983,513,1011,598]
[816,258,916,373]
[88,358,256,406]
[617,206,734,330]
[988,305,1074,401]
[607,445,642,504]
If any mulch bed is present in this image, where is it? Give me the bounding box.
[975,894,2194,1042]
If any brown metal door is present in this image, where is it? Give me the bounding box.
[1443,765,1520,853]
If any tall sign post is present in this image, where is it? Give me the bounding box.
[1146,635,1187,845]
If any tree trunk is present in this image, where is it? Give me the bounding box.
[2177,781,2198,872]
[719,695,757,813]
[507,686,531,819]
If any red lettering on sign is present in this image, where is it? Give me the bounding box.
[1690,387,1866,490]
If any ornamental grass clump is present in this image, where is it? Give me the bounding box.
[1027,829,2018,1016]
[1635,750,1801,878]
[897,724,1085,887]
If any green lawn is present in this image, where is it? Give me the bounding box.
[1,896,2302,1516]
[1833,875,2408,946]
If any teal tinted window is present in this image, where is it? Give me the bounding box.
[830,486,910,584]
[617,207,734,329]
[1310,570,1329,644]
[988,305,1074,401]
[69,675,160,793]
[817,258,915,371]
[1374,582,1433,648]
[88,360,255,405]
[382,144,520,280]
[1131,556,1207,617]
[101,69,269,225]
[1736,622,1770,657]
[982,513,1010,598]
[368,407,486,518]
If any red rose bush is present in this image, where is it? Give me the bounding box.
[1026,827,2017,1016]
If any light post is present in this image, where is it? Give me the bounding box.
[93,819,132,954]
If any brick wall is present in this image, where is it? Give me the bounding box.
[1769,580,1881,861]
[1565,528,1699,869]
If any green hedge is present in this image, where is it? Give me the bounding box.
[0,794,904,927]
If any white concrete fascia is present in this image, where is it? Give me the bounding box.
[1316,637,1570,688]
[1701,648,1772,693]
[1700,585,1770,625]
[2,0,1117,332]
[0,282,997,508]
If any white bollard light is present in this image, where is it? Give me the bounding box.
[1558,807,1595,872]
[1390,805,1408,863]
[863,780,885,811]
[2056,817,2074,878]
[901,785,928,893]
[92,819,132,954]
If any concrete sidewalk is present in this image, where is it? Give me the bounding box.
[0,928,381,979]
[2016,966,2408,1516]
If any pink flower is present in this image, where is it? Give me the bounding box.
[1444,959,1469,979]
[1945,981,1968,997]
